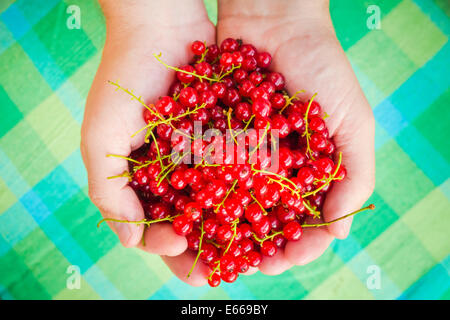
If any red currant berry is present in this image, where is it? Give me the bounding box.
[179,87,199,108]
[271,114,291,138]
[191,40,206,55]
[242,56,257,71]
[177,65,196,83]
[206,44,219,62]
[195,61,213,78]
[235,256,250,273]
[297,167,315,186]
[245,203,264,223]
[246,251,262,267]
[287,112,304,131]
[217,225,234,244]
[186,230,201,250]
[172,215,193,236]
[184,168,202,185]
[239,238,254,254]
[267,72,285,90]
[211,82,227,98]
[184,202,202,221]
[220,255,236,273]
[252,98,272,119]
[283,221,302,241]
[155,96,178,115]
[200,243,218,262]
[310,133,327,151]
[149,202,170,220]
[260,240,277,256]
[233,69,248,83]
[208,272,221,287]
[271,93,286,109]
[149,179,169,196]
[239,80,256,97]
[256,52,272,68]
[239,223,253,238]
[309,116,326,132]
[220,38,239,53]
[220,52,234,67]
[240,43,257,57]
[252,216,271,237]
[221,271,238,283]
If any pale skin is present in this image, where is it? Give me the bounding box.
[81,0,375,286]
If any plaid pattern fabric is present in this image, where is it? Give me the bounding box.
[0,0,449,300]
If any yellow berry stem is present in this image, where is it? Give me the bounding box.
[187,219,205,278]
[302,93,318,160]
[153,53,216,82]
[302,204,375,228]
[278,90,305,114]
[97,214,181,228]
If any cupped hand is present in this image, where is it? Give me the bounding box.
[215,0,376,275]
[81,0,215,285]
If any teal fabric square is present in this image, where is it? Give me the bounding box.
[0,202,38,246]
[33,166,79,212]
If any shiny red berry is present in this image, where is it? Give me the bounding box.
[191,40,206,55]
[260,240,277,256]
[172,215,193,236]
[283,221,302,241]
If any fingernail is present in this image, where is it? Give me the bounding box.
[113,222,132,246]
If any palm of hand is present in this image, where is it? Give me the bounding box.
[81,20,216,284]
[215,17,375,274]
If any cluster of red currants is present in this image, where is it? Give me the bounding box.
[104,38,357,287]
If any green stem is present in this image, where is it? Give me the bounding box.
[106,154,142,165]
[214,180,238,213]
[149,130,164,169]
[248,122,270,159]
[108,80,164,122]
[209,261,221,281]
[234,115,255,136]
[132,154,174,172]
[223,219,239,255]
[253,230,283,244]
[253,168,299,193]
[227,108,238,144]
[187,219,205,278]
[217,65,241,82]
[302,151,343,198]
[302,93,318,160]
[253,204,376,243]
[301,204,375,228]
[157,152,190,186]
[107,171,131,181]
[153,53,216,82]
[141,225,146,247]
[278,90,305,114]
[196,44,209,63]
[303,199,319,218]
[97,214,180,228]
[249,192,268,215]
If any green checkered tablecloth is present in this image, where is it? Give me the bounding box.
[0,0,449,300]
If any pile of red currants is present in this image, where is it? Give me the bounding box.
[101,38,374,287]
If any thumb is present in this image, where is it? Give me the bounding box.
[80,107,145,247]
[81,139,145,247]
